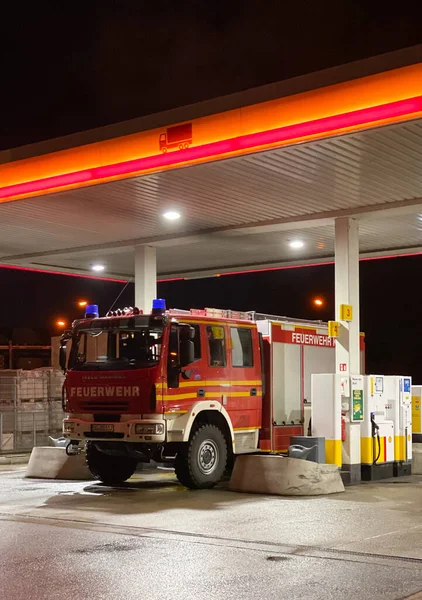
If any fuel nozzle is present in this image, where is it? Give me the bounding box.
[370,412,379,437]
[370,412,381,465]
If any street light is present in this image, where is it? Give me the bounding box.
[78,300,88,307]
[56,320,66,328]
[313,298,324,307]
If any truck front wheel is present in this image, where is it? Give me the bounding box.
[86,442,137,485]
[175,424,228,489]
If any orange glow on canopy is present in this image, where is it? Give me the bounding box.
[0,95,421,202]
[0,63,421,203]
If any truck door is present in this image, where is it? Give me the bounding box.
[204,324,230,404]
[227,325,262,452]
[164,322,204,414]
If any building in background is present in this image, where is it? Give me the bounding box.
[0,328,51,370]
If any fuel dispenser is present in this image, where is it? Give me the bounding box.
[412,385,421,443]
[312,373,412,483]
[384,376,412,475]
[361,375,394,480]
[311,373,364,483]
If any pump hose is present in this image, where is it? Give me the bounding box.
[373,431,381,465]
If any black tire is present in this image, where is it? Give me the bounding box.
[86,442,137,485]
[175,424,228,489]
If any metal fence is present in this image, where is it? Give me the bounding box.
[0,369,65,453]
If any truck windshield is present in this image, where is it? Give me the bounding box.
[68,316,164,371]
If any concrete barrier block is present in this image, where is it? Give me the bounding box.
[229,454,344,496]
[25,447,92,480]
[412,444,422,475]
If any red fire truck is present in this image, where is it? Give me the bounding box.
[61,300,365,489]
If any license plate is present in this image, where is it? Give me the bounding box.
[91,424,114,433]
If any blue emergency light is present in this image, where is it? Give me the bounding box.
[152,298,166,314]
[85,304,99,319]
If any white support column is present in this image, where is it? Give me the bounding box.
[335,217,360,375]
[334,217,361,482]
[134,246,157,312]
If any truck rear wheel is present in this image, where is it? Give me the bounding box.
[175,424,228,489]
[86,442,137,485]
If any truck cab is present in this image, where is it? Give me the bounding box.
[62,301,263,489]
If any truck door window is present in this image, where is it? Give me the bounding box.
[230,327,253,367]
[191,324,201,361]
[206,325,226,367]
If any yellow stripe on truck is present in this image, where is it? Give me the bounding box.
[161,380,262,389]
[163,391,262,401]
[233,426,260,431]
[163,393,223,401]
[163,391,262,402]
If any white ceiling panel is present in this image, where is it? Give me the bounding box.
[16,213,422,280]
[1,119,422,278]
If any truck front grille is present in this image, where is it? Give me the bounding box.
[93,414,121,423]
[80,401,129,413]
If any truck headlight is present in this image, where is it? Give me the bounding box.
[63,421,75,433]
[134,423,165,435]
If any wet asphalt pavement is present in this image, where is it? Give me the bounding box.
[1,468,422,600]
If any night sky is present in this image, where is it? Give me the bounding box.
[0,3,421,379]
[2,2,422,150]
[1,254,421,380]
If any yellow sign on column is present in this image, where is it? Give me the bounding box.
[413,395,421,433]
[340,304,353,321]
[328,321,339,337]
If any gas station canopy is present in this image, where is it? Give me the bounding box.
[0,46,421,282]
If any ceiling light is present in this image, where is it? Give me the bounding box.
[163,210,181,221]
[289,240,304,249]
[92,264,105,272]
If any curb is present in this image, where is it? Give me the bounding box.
[0,455,30,465]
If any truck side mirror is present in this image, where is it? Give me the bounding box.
[179,324,195,340]
[167,325,180,389]
[59,332,71,373]
[180,339,194,368]
[59,344,67,373]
